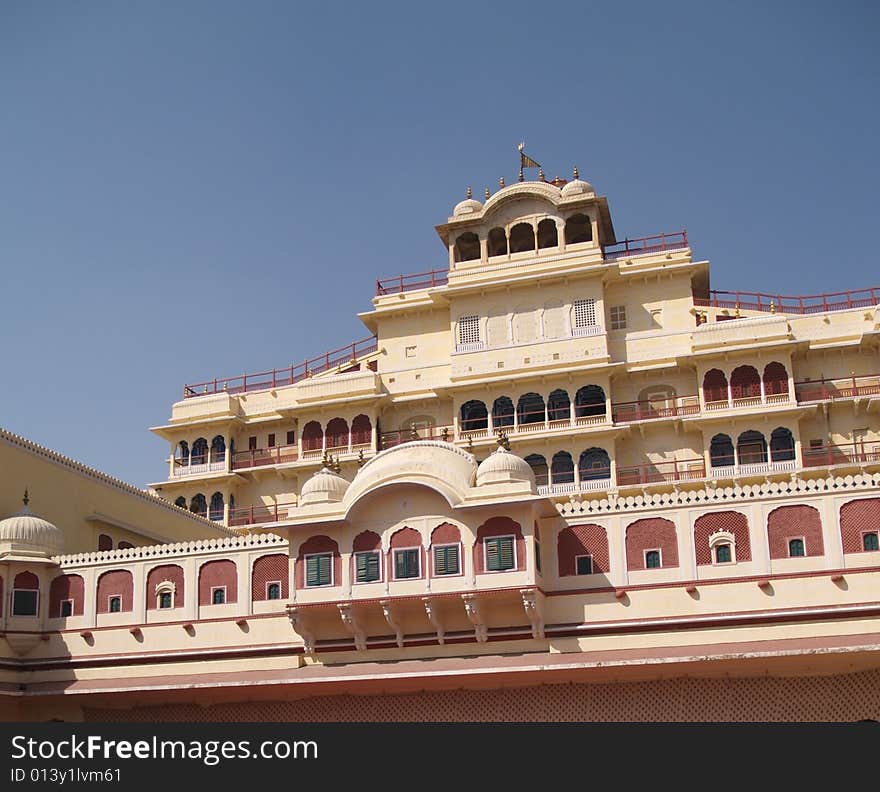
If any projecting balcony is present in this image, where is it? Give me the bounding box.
[537,471,612,496]
[611,395,701,423]
[795,374,880,405]
[616,459,706,487]
[709,458,798,478]
[801,442,880,471]
[172,457,227,477]
[703,391,795,412]
[694,286,880,315]
[228,501,297,528]
[232,444,299,471]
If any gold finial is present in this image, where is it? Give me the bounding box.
[770,301,776,314]
[332,456,341,474]
[573,166,579,179]
[518,141,525,152]
[357,449,365,467]
[321,450,329,468]
[499,176,505,188]
[410,425,419,440]
[23,489,29,506]
[466,186,472,199]
[484,187,490,200]
[441,426,449,443]
[538,169,544,182]
[496,429,510,451]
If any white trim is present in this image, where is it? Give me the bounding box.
[482,534,517,573]
[210,585,227,605]
[303,552,335,588]
[861,531,880,552]
[431,542,463,577]
[265,580,282,600]
[644,548,662,569]
[107,594,123,613]
[574,553,593,576]
[155,579,176,609]
[59,598,74,618]
[392,546,422,580]
[11,588,39,617]
[713,542,735,565]
[353,550,383,584]
[787,536,807,558]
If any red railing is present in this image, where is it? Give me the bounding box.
[801,442,880,469]
[231,444,299,470]
[694,287,880,315]
[184,336,378,398]
[795,373,880,403]
[379,425,453,450]
[611,395,700,423]
[375,268,449,296]
[616,458,706,486]
[228,502,296,527]
[603,230,689,259]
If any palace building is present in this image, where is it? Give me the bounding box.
[2,167,880,721]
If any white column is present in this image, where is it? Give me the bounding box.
[760,377,766,404]
[83,568,97,629]
[133,563,147,625]
[238,555,250,616]
[479,236,488,264]
[224,439,231,471]
[184,557,198,622]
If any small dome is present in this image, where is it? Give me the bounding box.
[560,178,594,198]
[0,495,64,557]
[453,197,483,217]
[299,467,349,506]
[476,445,535,487]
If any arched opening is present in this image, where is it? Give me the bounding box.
[488,227,508,257]
[174,496,186,509]
[199,559,237,606]
[175,441,189,463]
[770,427,795,461]
[709,433,735,468]
[703,369,728,404]
[767,505,823,559]
[97,534,113,551]
[492,396,515,428]
[209,492,224,521]
[325,418,349,449]
[351,414,372,446]
[579,448,611,480]
[537,218,558,249]
[763,361,789,396]
[574,385,606,418]
[509,223,535,254]
[547,389,571,422]
[737,430,767,465]
[210,435,225,463]
[730,365,761,400]
[454,232,480,263]
[460,400,488,432]
[524,454,548,487]
[191,438,208,465]
[564,213,591,245]
[302,421,323,451]
[190,493,207,517]
[551,451,575,485]
[517,392,545,425]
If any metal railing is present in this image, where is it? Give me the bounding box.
[611,395,700,423]
[228,502,297,527]
[801,442,880,469]
[231,444,299,470]
[795,373,880,403]
[603,230,689,259]
[694,286,880,315]
[183,336,378,398]
[616,459,706,487]
[375,268,449,296]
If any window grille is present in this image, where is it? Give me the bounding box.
[458,315,481,345]
[573,299,597,328]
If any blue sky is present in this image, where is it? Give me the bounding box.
[1,1,877,489]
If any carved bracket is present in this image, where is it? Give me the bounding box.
[380,599,404,648]
[286,605,316,655]
[461,593,487,643]
[338,603,367,652]
[422,596,445,645]
[520,588,544,640]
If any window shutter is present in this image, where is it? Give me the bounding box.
[499,537,514,570]
[356,552,368,581]
[306,556,319,587]
[395,550,406,579]
[367,553,379,581]
[486,538,500,571]
[445,545,459,574]
[318,554,331,585]
[434,546,446,575]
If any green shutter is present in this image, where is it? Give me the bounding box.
[306,556,319,587]
[356,552,380,582]
[307,554,332,586]
[486,538,500,570]
[356,552,368,582]
[367,553,379,581]
[434,545,460,575]
[318,554,331,585]
[499,537,514,570]
[395,549,419,578]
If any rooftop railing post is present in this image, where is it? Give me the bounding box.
[242,374,247,392]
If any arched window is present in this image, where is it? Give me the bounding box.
[252,554,289,602]
[488,227,507,257]
[190,493,207,516]
[574,385,606,418]
[564,213,591,245]
[517,392,545,425]
[460,400,488,432]
[524,454,548,487]
[210,435,225,463]
[551,451,575,485]
[351,414,372,446]
[788,538,805,557]
[509,223,535,254]
[579,448,610,480]
[763,362,789,396]
[709,434,735,468]
[147,564,184,610]
[770,427,795,462]
[537,218,558,249]
[737,430,767,465]
[768,505,823,559]
[454,232,480,263]
[174,496,187,509]
[547,389,571,422]
[191,438,208,465]
[492,396,515,428]
[730,365,761,400]
[703,369,728,404]
[212,588,226,604]
[199,559,237,606]
[12,571,40,616]
[209,492,224,521]
[175,441,189,462]
[97,534,113,551]
[302,421,323,451]
[325,418,349,449]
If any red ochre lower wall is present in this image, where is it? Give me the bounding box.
[83,669,880,722]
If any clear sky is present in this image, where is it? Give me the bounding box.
[1,1,878,490]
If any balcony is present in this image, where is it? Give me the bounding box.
[709,459,798,478]
[602,230,689,260]
[232,444,299,471]
[694,285,880,315]
[172,458,226,477]
[379,425,453,450]
[801,442,880,470]
[795,373,880,404]
[704,391,795,412]
[537,470,612,496]
[616,459,706,487]
[612,395,700,423]
[375,268,449,296]
[228,501,297,527]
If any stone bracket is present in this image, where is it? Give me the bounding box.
[520,587,545,640]
[338,603,367,652]
[380,599,404,648]
[422,596,445,645]
[286,605,316,655]
[462,593,487,643]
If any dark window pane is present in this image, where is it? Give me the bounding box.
[576,555,592,575]
[12,590,38,616]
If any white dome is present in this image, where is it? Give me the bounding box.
[560,178,594,198]
[0,497,64,557]
[452,197,483,217]
[476,446,536,487]
[299,467,349,506]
